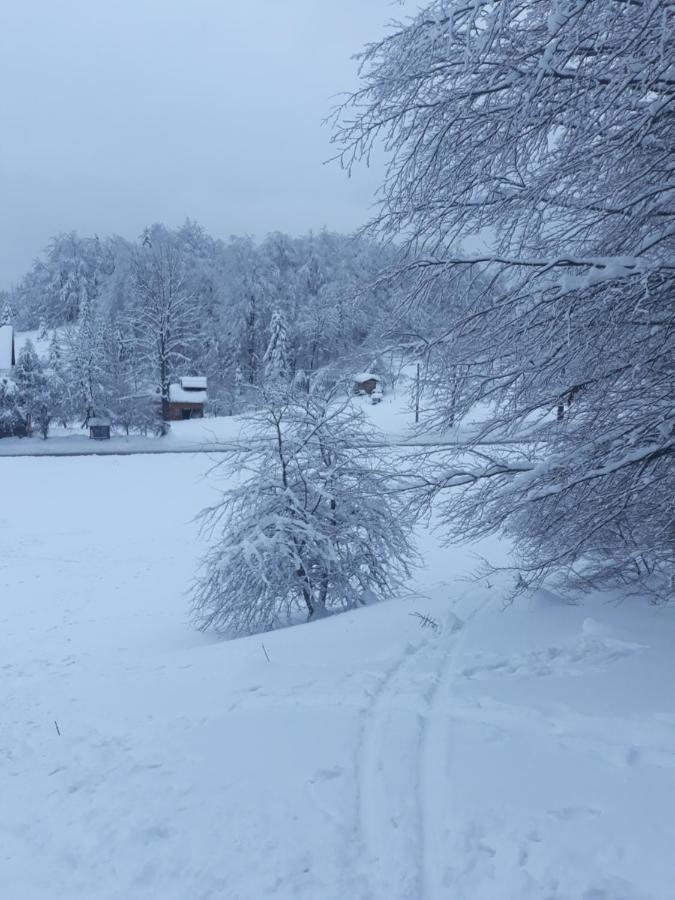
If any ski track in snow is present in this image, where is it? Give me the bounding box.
[354,598,490,900]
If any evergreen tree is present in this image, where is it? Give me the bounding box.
[0,376,24,437]
[48,330,62,369]
[67,292,108,425]
[14,341,56,438]
[232,363,244,412]
[263,308,290,385]
[0,297,14,326]
[46,330,70,428]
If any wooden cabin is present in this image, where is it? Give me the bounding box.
[164,376,207,421]
[353,372,383,403]
[353,372,379,394]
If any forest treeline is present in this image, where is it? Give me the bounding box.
[0,223,409,430]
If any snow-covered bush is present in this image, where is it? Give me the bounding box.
[192,387,418,635]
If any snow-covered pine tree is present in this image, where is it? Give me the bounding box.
[0,376,24,437]
[232,363,244,412]
[46,330,71,428]
[67,290,108,425]
[48,330,62,369]
[192,386,418,635]
[0,297,14,326]
[262,308,290,386]
[14,340,56,438]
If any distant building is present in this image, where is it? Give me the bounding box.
[89,416,111,440]
[164,376,207,421]
[0,324,15,372]
[353,372,383,403]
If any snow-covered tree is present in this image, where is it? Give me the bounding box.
[102,322,154,435]
[335,0,675,600]
[14,340,56,438]
[263,308,290,385]
[192,387,418,635]
[231,362,245,413]
[0,297,14,326]
[47,330,62,370]
[46,330,71,428]
[67,292,108,425]
[0,376,24,437]
[131,228,198,434]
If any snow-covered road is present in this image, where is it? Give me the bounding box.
[2,453,674,899]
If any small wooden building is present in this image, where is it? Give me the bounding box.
[165,376,207,421]
[0,324,15,373]
[353,372,379,394]
[89,417,111,440]
[353,372,383,403]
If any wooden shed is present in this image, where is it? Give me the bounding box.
[0,324,15,372]
[89,416,111,440]
[353,372,379,394]
[165,376,207,421]
[353,372,383,403]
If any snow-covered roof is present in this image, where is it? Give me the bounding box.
[89,417,111,427]
[0,325,14,370]
[169,382,207,404]
[353,372,379,383]
[180,376,207,390]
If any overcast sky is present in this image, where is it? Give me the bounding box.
[0,1,409,289]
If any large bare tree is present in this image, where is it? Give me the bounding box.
[132,228,198,433]
[334,0,675,599]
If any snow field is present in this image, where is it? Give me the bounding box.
[1,453,674,899]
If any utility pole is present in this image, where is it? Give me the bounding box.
[415,362,420,424]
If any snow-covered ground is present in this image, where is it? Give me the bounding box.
[0,385,417,456]
[1,452,674,899]
[0,369,483,456]
[0,416,250,456]
[14,327,55,360]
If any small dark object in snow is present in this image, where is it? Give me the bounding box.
[409,611,440,632]
[89,417,111,440]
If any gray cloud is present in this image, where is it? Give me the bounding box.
[0,0,406,288]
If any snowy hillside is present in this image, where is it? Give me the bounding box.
[1,452,674,899]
